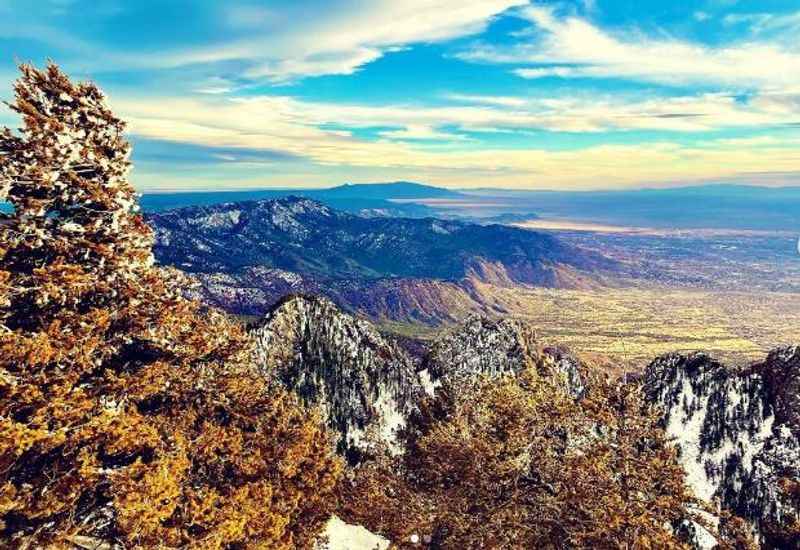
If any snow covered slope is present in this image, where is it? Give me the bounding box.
[252,295,430,461]
[644,347,800,546]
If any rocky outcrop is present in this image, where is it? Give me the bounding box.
[252,295,430,462]
[424,315,586,399]
[424,316,538,385]
[644,347,800,546]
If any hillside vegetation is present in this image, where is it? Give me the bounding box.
[0,64,340,549]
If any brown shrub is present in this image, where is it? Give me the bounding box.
[340,358,751,549]
[0,63,341,549]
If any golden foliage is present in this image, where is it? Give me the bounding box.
[0,64,342,548]
[341,356,751,549]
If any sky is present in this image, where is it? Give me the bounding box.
[1,0,800,191]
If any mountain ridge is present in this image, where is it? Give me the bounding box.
[320,181,465,200]
[149,196,612,321]
[247,293,800,546]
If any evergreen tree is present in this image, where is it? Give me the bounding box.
[341,356,753,549]
[0,63,341,549]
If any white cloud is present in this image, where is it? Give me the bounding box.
[130,0,526,83]
[378,125,472,141]
[114,87,800,157]
[513,67,579,79]
[243,48,384,83]
[0,0,525,84]
[113,92,800,190]
[458,6,800,89]
[445,94,529,107]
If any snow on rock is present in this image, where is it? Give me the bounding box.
[190,208,241,230]
[644,346,800,544]
[252,294,428,461]
[186,266,318,315]
[318,516,389,550]
[424,315,538,385]
[424,315,585,399]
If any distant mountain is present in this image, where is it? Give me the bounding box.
[644,347,800,545]
[148,197,611,321]
[140,189,437,218]
[319,181,464,200]
[115,182,800,232]
[461,184,800,231]
[138,181,460,215]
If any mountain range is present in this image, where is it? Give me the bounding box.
[148,196,611,321]
[138,181,456,217]
[136,181,800,231]
[246,293,799,547]
[143,186,800,547]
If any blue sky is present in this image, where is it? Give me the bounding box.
[1,0,800,191]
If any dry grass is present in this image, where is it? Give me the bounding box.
[487,284,800,369]
[383,284,800,371]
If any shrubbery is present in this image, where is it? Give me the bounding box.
[341,355,754,549]
[0,64,341,549]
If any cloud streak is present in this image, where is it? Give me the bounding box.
[1,0,525,83]
[112,93,800,190]
[458,6,800,89]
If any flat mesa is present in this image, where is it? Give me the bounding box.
[389,198,513,208]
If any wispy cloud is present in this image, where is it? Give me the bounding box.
[112,93,800,190]
[458,5,800,89]
[444,94,529,108]
[723,10,800,36]
[1,0,525,84]
[225,90,800,135]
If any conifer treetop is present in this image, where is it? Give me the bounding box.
[1,63,152,280]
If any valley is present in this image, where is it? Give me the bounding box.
[442,284,800,368]
[146,187,799,370]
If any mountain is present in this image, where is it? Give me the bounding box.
[149,196,611,321]
[138,182,458,216]
[244,293,796,547]
[423,315,586,398]
[644,347,800,545]
[251,299,588,463]
[319,181,464,200]
[251,295,431,463]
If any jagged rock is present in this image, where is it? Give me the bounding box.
[251,295,429,462]
[538,345,587,400]
[424,316,538,385]
[424,315,586,399]
[644,347,800,546]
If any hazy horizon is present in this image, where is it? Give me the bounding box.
[136,180,800,194]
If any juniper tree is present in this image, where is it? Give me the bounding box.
[341,356,754,549]
[0,64,341,549]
